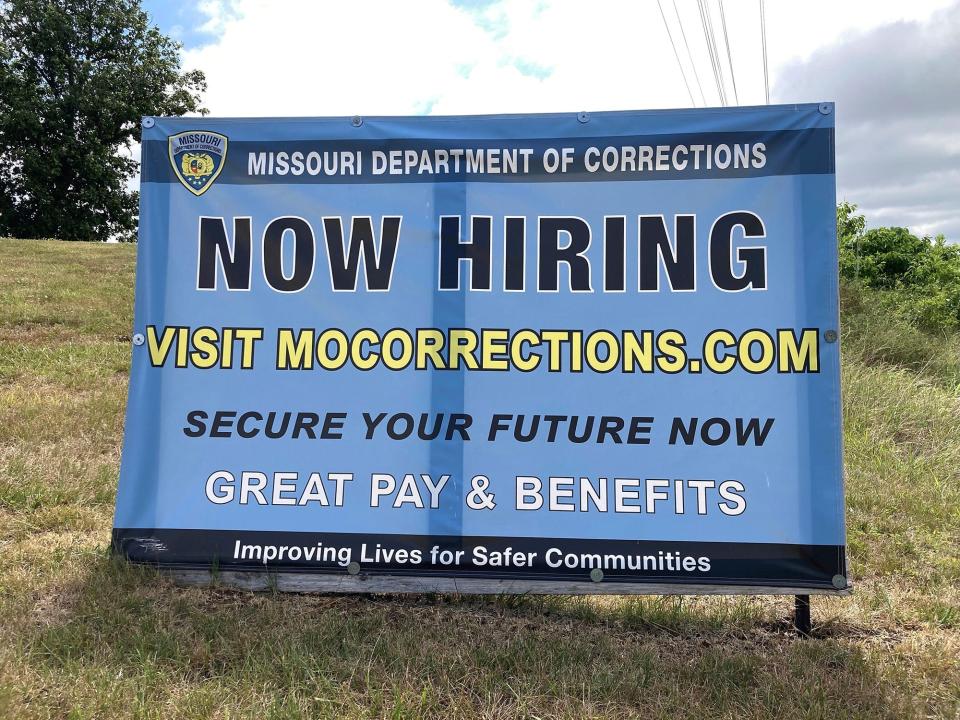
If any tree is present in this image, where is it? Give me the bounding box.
[849,226,931,289]
[836,201,867,280]
[837,203,932,288]
[837,201,866,247]
[0,0,206,241]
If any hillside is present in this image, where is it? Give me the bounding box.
[0,237,957,719]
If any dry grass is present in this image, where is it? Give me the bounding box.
[0,238,957,719]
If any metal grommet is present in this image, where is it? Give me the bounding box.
[347,561,361,575]
[351,116,363,127]
[142,117,155,129]
[824,329,838,343]
[832,574,847,589]
[577,111,590,124]
[132,333,145,346]
[818,102,833,115]
[589,568,603,582]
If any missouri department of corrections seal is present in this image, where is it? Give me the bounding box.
[168,131,228,196]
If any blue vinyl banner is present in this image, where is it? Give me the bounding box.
[114,104,846,591]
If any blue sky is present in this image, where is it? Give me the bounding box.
[141,0,226,50]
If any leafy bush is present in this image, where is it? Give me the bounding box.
[837,203,960,333]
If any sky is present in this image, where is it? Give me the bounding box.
[141,0,960,240]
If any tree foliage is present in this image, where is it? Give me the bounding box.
[0,0,205,241]
[838,202,960,332]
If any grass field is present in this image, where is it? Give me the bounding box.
[0,237,957,719]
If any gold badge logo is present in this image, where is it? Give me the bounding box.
[168,132,228,196]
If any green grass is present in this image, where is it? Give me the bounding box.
[0,238,957,719]
[840,282,960,391]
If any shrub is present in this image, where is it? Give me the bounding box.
[837,203,960,333]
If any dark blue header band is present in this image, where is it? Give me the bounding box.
[143,128,833,185]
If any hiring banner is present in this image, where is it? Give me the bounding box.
[114,104,846,592]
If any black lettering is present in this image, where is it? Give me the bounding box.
[439,216,491,290]
[639,215,695,291]
[701,418,730,446]
[736,417,775,446]
[669,417,698,445]
[363,412,388,439]
[447,413,472,440]
[198,217,251,290]
[387,413,413,440]
[596,416,624,444]
[604,216,626,291]
[183,410,208,437]
[513,414,539,442]
[488,414,511,441]
[263,217,315,292]
[504,217,525,291]
[265,411,291,438]
[538,217,591,291]
[210,411,237,438]
[291,412,319,439]
[324,216,401,291]
[627,416,653,444]
[321,412,346,440]
[237,411,262,438]
[710,211,766,291]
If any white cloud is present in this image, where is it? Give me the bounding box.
[195,0,236,36]
[183,0,958,115]
[170,0,959,239]
[182,0,698,117]
[774,2,960,239]
[185,0,493,116]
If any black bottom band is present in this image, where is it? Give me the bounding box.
[112,528,845,590]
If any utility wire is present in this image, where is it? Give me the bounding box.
[673,0,706,106]
[760,0,770,103]
[718,0,739,105]
[695,1,717,103]
[697,0,727,107]
[703,0,728,105]
[657,0,696,106]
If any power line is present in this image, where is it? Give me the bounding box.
[657,0,696,106]
[703,0,728,105]
[718,0,739,105]
[760,0,770,103]
[695,1,719,104]
[695,1,714,103]
[697,0,726,105]
[673,0,706,106]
